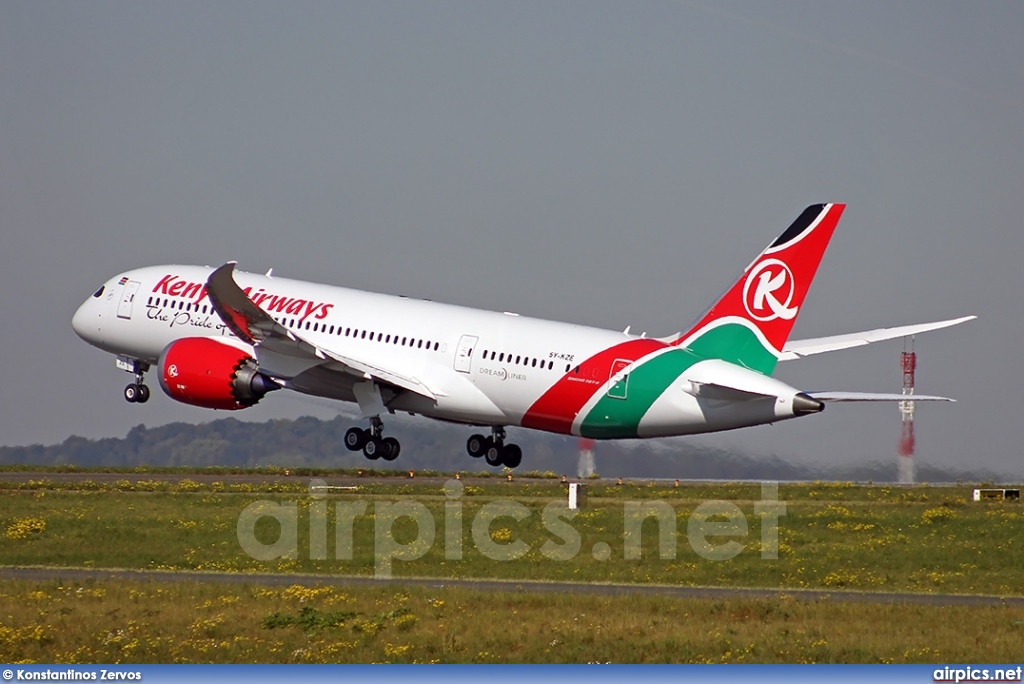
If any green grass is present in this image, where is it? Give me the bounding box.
[1,478,1022,595]
[1,578,1023,664]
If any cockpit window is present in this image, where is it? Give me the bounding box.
[92,286,105,298]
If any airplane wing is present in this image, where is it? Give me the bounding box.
[778,316,975,360]
[805,391,953,402]
[205,262,437,401]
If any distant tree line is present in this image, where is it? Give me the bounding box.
[0,415,1002,483]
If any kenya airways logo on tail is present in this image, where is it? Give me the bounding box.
[742,258,797,322]
[675,203,844,360]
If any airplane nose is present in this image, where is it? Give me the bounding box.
[72,299,97,342]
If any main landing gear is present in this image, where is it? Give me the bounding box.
[120,358,151,404]
[344,417,401,462]
[467,427,522,469]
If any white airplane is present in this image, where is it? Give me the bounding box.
[72,204,973,468]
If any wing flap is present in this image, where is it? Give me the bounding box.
[206,263,437,401]
[779,316,975,360]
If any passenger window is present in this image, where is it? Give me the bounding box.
[499,353,505,362]
[516,356,521,364]
[531,358,537,368]
[433,342,439,351]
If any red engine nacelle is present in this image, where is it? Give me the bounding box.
[158,338,277,410]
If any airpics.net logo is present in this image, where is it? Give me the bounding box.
[743,258,798,322]
[236,480,787,578]
[934,667,1023,683]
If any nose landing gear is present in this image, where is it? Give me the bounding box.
[118,357,151,404]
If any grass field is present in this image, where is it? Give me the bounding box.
[1,473,1022,663]
[1,578,1023,664]
[1,475,1021,595]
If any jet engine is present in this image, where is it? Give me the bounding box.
[157,338,278,410]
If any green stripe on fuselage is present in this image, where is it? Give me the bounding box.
[684,322,778,376]
[578,323,778,439]
[580,348,699,439]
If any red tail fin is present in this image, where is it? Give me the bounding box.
[674,203,845,373]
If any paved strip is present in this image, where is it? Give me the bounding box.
[1,566,1020,607]
[0,471,975,487]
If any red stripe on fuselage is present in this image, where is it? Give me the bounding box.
[522,338,667,435]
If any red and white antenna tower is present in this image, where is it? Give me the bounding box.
[577,438,596,479]
[898,336,916,483]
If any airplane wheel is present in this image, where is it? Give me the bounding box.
[345,427,367,451]
[124,384,139,403]
[467,434,487,458]
[484,442,503,467]
[502,443,522,469]
[363,438,382,460]
[137,384,151,403]
[382,437,401,461]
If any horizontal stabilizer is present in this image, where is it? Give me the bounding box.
[780,316,975,360]
[806,391,954,402]
[687,381,775,402]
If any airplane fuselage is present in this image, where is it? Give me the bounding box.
[72,204,968,468]
[73,264,808,440]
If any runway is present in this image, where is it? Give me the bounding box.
[0,470,968,488]
[1,566,1020,607]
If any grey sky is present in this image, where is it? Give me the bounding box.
[1,1,1020,474]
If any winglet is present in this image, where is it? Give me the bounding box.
[206,262,284,344]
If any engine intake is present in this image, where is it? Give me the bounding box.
[158,338,278,410]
